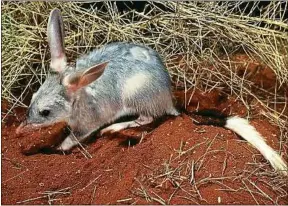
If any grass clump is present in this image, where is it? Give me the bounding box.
[2,1,288,130]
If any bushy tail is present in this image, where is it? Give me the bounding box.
[225,116,287,176]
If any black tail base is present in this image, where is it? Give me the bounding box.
[181,108,228,127]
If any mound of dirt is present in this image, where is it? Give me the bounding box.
[16,122,68,155]
[2,90,287,205]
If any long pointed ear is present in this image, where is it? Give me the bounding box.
[47,8,67,73]
[62,62,109,93]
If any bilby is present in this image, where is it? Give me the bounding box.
[17,9,287,176]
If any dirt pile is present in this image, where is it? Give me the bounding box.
[1,90,287,205]
[16,121,68,155]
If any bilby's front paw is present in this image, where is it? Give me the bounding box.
[57,136,78,151]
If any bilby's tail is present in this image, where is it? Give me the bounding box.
[188,109,287,175]
[225,116,287,175]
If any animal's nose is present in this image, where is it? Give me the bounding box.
[16,120,27,135]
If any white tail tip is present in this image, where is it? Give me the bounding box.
[225,116,287,176]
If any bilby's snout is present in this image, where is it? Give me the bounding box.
[16,120,28,135]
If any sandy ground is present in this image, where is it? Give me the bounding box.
[1,87,287,205]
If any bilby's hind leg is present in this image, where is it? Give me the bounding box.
[100,115,153,135]
[167,107,180,116]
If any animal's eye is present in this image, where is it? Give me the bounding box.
[39,110,50,117]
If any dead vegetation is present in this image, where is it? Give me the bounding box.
[1,1,288,204]
[132,133,288,204]
[2,2,288,122]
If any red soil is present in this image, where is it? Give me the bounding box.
[16,122,67,155]
[1,89,287,205]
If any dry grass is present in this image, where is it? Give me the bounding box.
[2,2,287,202]
[2,2,288,123]
[16,185,76,205]
[132,132,288,204]
[1,0,287,184]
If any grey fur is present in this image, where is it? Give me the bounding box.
[60,44,178,150]
[19,11,288,178]
[27,74,70,126]
[21,9,178,151]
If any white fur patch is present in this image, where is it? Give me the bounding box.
[130,47,150,61]
[58,136,78,151]
[100,115,153,135]
[31,92,37,103]
[123,73,149,98]
[50,56,67,73]
[62,76,70,88]
[85,87,94,96]
[225,116,287,175]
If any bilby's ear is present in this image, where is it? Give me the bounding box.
[47,8,67,73]
[62,62,109,93]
